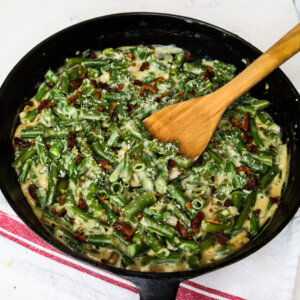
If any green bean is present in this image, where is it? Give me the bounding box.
[44,127,69,138]
[123,192,156,219]
[250,215,259,236]
[234,190,257,230]
[250,118,264,148]
[122,120,143,141]
[35,136,50,166]
[49,141,64,159]
[248,152,273,167]
[145,232,170,258]
[20,127,44,138]
[202,220,232,233]
[127,243,149,257]
[175,238,198,252]
[260,165,279,189]
[99,201,117,226]
[257,111,273,126]
[198,234,215,251]
[241,155,269,174]
[231,191,244,210]
[207,148,223,165]
[13,147,37,169]
[109,160,124,183]
[237,105,256,117]
[107,123,120,147]
[173,156,194,168]
[23,109,37,122]
[46,163,58,205]
[174,52,185,66]
[110,182,124,194]
[102,91,131,102]
[141,253,183,266]
[86,193,105,217]
[166,185,189,211]
[141,215,176,239]
[232,127,247,152]
[18,159,32,183]
[55,227,82,252]
[45,69,59,83]
[148,140,178,156]
[252,100,270,110]
[69,206,104,228]
[86,235,115,248]
[120,152,132,183]
[60,70,69,94]
[35,83,50,101]
[226,161,241,188]
[136,171,154,193]
[109,195,127,209]
[91,141,116,164]
[133,118,152,139]
[188,255,201,269]
[121,254,135,268]
[154,167,168,194]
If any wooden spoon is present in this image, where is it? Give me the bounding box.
[144,23,300,157]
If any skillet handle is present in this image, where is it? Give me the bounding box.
[128,276,181,300]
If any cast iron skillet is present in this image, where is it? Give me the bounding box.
[0,12,299,300]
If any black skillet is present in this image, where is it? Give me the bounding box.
[0,12,299,300]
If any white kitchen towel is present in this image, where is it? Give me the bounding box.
[0,193,299,300]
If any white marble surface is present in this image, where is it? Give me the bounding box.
[0,0,299,299]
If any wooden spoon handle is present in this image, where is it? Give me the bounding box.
[214,22,300,109]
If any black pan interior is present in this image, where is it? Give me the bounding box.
[0,13,299,300]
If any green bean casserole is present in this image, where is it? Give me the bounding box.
[12,45,288,272]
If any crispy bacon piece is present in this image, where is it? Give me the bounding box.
[24,100,33,106]
[269,196,279,204]
[191,211,205,234]
[154,76,164,83]
[74,230,86,242]
[97,81,119,93]
[128,103,136,115]
[117,83,124,91]
[176,221,193,240]
[13,137,31,148]
[58,193,67,205]
[113,221,134,237]
[97,104,103,111]
[185,201,192,210]
[90,52,97,59]
[230,117,240,128]
[244,173,259,190]
[67,132,76,151]
[176,91,185,98]
[269,145,276,152]
[206,218,220,225]
[167,159,177,169]
[247,144,258,153]
[140,62,149,71]
[109,108,115,119]
[212,232,229,245]
[77,197,88,210]
[98,195,106,202]
[69,217,75,224]
[68,94,78,104]
[185,51,194,61]
[210,176,215,182]
[75,153,83,164]
[70,78,82,90]
[148,45,155,50]
[140,84,157,95]
[28,184,38,201]
[224,199,233,207]
[99,160,112,171]
[37,100,55,113]
[133,79,143,86]
[51,207,67,217]
[240,113,250,132]
[45,81,54,88]
[252,209,261,218]
[236,166,252,175]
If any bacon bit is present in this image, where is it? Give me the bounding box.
[236,166,252,175]
[154,76,164,83]
[210,176,215,182]
[137,212,143,222]
[97,81,119,93]
[58,193,66,205]
[128,52,135,59]
[185,51,194,61]
[244,173,259,190]
[191,211,205,234]
[111,102,117,107]
[28,184,38,201]
[70,78,82,90]
[78,65,82,73]
[230,117,240,128]
[140,84,157,95]
[74,230,86,242]
[176,221,193,240]
[90,52,97,59]
[247,144,258,153]
[75,153,83,164]
[240,113,250,132]
[37,100,55,113]
[211,141,219,146]
[185,201,192,210]
[113,221,134,237]
[77,197,88,210]
[98,195,106,202]
[252,209,261,218]
[91,79,98,87]
[242,133,253,144]
[148,45,155,50]
[68,94,78,104]
[202,67,215,81]
[269,145,276,152]
[109,108,115,119]
[97,105,103,112]
[51,207,67,217]
[117,83,124,91]
[133,79,143,86]
[45,81,55,88]
[69,217,75,224]
[90,125,95,132]
[224,199,233,207]
[206,218,220,225]
[67,132,76,151]
[212,232,229,245]
[24,100,33,106]
[176,91,185,98]
[13,137,31,148]
[269,196,279,204]
[99,160,112,171]
[167,159,177,169]
[217,201,222,207]
[140,62,149,71]
[93,91,101,100]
